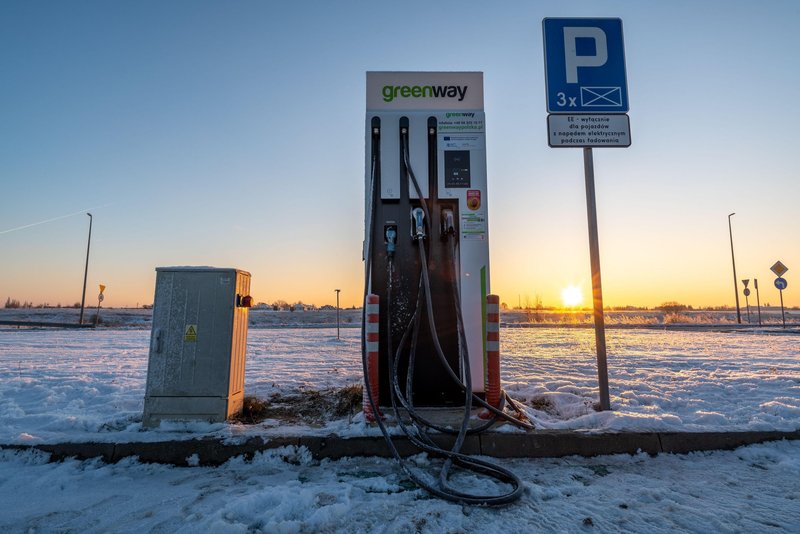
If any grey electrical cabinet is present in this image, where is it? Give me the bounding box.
[143,267,252,427]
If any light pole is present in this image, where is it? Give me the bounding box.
[335,289,341,340]
[79,213,93,325]
[728,213,741,324]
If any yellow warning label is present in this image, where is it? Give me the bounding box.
[184,324,197,342]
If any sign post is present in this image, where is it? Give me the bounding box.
[754,278,762,326]
[742,279,751,324]
[583,146,610,410]
[543,18,630,411]
[771,261,789,328]
[95,284,105,327]
[335,289,341,340]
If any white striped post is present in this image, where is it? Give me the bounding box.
[484,294,501,410]
[363,294,381,422]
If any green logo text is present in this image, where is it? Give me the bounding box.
[382,84,468,103]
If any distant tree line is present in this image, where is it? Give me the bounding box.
[656,301,692,314]
[4,298,28,309]
[251,300,359,311]
[4,298,81,309]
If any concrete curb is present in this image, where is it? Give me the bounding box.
[3,430,799,467]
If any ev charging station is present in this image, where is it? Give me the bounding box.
[364,72,491,407]
[362,72,529,505]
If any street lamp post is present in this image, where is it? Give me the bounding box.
[728,213,741,324]
[79,213,93,325]
[335,289,341,340]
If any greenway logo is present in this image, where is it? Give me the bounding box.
[382,84,468,103]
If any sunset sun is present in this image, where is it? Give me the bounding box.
[561,285,583,308]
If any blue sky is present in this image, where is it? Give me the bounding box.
[1,1,798,308]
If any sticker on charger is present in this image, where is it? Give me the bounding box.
[466,190,481,210]
[461,212,486,240]
[440,134,483,150]
[184,324,198,342]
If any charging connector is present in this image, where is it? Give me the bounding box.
[384,225,397,258]
[411,207,425,240]
[441,209,455,239]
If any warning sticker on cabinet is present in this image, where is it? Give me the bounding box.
[461,213,486,240]
[184,324,197,342]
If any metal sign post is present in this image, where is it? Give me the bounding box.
[583,147,610,410]
[771,261,789,329]
[94,284,105,327]
[754,279,762,326]
[777,280,787,328]
[335,289,341,340]
[742,279,751,324]
[543,18,629,411]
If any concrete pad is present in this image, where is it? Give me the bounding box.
[480,432,660,458]
[112,439,210,466]
[3,430,798,467]
[37,442,116,463]
[429,434,482,456]
[659,431,800,454]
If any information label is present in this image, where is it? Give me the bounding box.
[547,114,631,148]
[461,213,486,240]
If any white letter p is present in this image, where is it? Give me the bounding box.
[563,27,607,83]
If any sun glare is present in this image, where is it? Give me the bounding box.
[561,285,583,308]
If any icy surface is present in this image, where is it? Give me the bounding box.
[1,325,800,531]
[0,327,798,444]
[1,441,799,532]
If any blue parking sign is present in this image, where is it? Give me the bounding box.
[543,18,629,113]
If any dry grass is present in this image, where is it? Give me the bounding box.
[233,385,364,426]
[529,396,554,412]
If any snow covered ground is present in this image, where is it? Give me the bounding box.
[1,322,799,531]
[1,439,798,532]
[0,326,798,444]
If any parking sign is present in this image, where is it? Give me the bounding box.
[543,18,629,113]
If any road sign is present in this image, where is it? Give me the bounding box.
[771,261,788,277]
[775,277,788,290]
[547,114,631,147]
[742,279,750,288]
[99,284,106,295]
[743,288,751,297]
[543,18,629,113]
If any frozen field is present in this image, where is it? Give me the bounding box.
[0,327,798,444]
[1,326,799,531]
[2,440,799,533]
